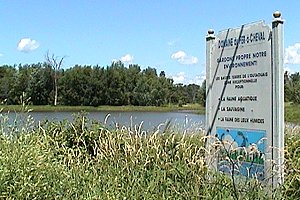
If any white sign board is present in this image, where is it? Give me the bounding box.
[206,14,284,187]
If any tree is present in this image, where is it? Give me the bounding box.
[0,65,16,104]
[284,72,300,104]
[89,65,106,106]
[27,63,53,105]
[45,52,65,106]
[185,84,200,104]
[59,65,93,106]
[198,80,206,106]
[9,64,35,104]
[126,64,141,105]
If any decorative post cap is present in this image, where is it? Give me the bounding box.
[273,11,281,18]
[208,29,214,35]
[273,11,283,24]
[206,29,215,41]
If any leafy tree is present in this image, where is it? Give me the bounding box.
[126,64,141,105]
[89,66,106,106]
[132,75,151,106]
[0,65,16,104]
[59,65,94,106]
[104,61,128,106]
[26,63,54,105]
[185,84,200,104]
[285,72,300,104]
[9,64,35,104]
[143,66,157,78]
[198,80,206,106]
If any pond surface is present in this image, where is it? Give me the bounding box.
[3,111,206,133]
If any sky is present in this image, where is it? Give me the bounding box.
[1,0,300,85]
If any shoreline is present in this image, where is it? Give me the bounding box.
[0,104,205,114]
[1,104,299,124]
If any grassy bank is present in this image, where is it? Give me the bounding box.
[2,103,300,124]
[0,103,205,114]
[0,113,299,199]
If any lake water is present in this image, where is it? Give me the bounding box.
[2,111,206,133]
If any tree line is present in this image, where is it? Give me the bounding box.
[1,60,299,107]
[0,61,206,107]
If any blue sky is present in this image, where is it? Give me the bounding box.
[1,0,300,85]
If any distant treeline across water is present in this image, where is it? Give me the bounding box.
[0,62,206,107]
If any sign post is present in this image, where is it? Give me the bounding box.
[271,11,284,186]
[205,12,284,187]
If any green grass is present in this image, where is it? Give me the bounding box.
[0,112,299,199]
[285,102,300,124]
[0,103,205,113]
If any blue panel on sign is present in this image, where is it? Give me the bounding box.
[215,127,266,180]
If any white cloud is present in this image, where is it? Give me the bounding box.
[171,50,198,65]
[120,54,134,63]
[284,43,300,64]
[17,38,39,52]
[171,51,186,59]
[169,70,206,85]
[171,72,186,84]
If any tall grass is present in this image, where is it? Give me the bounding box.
[0,111,299,199]
[283,125,300,199]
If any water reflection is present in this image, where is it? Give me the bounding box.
[2,111,206,133]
